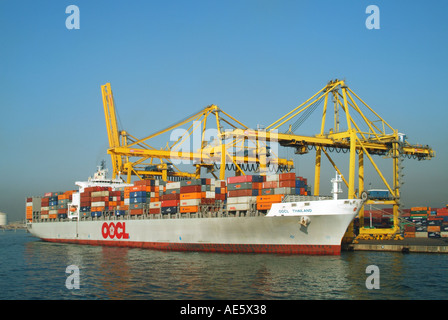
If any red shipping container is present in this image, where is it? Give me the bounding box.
[149,208,161,214]
[227,190,239,197]
[134,180,153,186]
[180,185,202,193]
[216,194,226,201]
[80,200,91,206]
[130,209,144,215]
[161,193,180,200]
[279,180,295,188]
[279,172,296,181]
[237,189,253,197]
[91,196,108,202]
[251,182,262,189]
[227,175,252,184]
[161,200,180,207]
[262,181,278,189]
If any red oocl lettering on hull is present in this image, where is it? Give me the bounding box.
[101,222,129,239]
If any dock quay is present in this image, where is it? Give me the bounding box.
[343,238,448,253]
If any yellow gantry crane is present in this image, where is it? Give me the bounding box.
[101,83,294,183]
[102,80,434,240]
[223,79,434,240]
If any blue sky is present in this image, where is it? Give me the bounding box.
[0,0,447,221]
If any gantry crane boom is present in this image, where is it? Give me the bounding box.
[101,83,294,183]
[223,79,434,240]
[101,83,123,179]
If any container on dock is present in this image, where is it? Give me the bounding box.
[428,232,441,238]
[415,232,428,238]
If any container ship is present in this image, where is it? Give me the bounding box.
[25,165,366,255]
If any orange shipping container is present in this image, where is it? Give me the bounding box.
[180,206,199,213]
[411,207,429,211]
[130,185,146,192]
[180,192,202,200]
[257,203,273,210]
[257,194,284,203]
[49,214,57,219]
[428,226,441,232]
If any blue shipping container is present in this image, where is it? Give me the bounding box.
[251,175,264,182]
[130,191,146,198]
[115,210,126,216]
[161,206,178,214]
[295,180,306,188]
[368,190,390,199]
[131,196,148,203]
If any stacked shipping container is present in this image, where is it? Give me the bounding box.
[403,206,448,238]
[26,197,42,221]
[26,173,311,221]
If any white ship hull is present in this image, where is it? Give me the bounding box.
[27,198,362,255]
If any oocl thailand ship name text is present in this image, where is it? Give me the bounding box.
[101,222,129,239]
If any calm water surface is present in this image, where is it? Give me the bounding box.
[1,230,447,300]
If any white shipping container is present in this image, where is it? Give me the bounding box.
[149,201,161,209]
[274,187,295,195]
[124,198,130,205]
[237,196,257,204]
[166,182,181,190]
[41,206,49,211]
[205,191,215,199]
[180,199,201,206]
[227,197,239,204]
[91,201,106,207]
[215,180,225,187]
[91,191,109,197]
[266,174,279,182]
[415,232,428,238]
[26,202,33,207]
[41,214,49,219]
[227,203,250,211]
[441,232,448,238]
